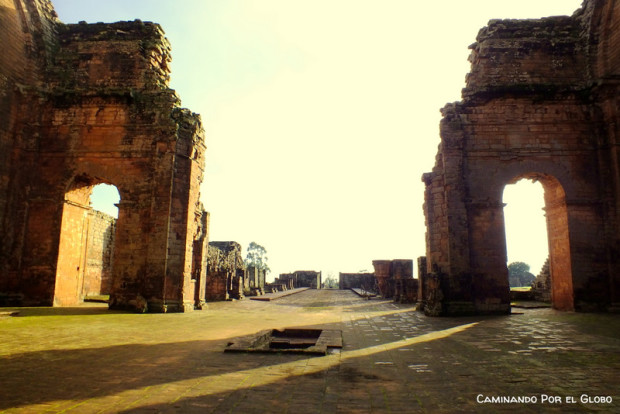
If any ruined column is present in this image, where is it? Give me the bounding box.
[391,260,414,303]
[372,260,392,298]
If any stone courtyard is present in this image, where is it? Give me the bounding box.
[1,289,618,413]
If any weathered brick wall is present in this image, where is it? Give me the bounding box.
[339,273,375,290]
[464,17,585,94]
[0,0,29,191]
[54,201,88,306]
[588,0,620,77]
[82,210,115,297]
[167,109,207,311]
[50,21,171,91]
[51,204,116,305]
[0,0,58,278]
[371,260,415,301]
[422,0,620,315]
[205,270,228,302]
[588,1,620,310]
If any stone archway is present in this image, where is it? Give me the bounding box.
[421,0,620,315]
[0,0,209,312]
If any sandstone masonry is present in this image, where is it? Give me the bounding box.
[0,0,207,312]
[421,0,620,315]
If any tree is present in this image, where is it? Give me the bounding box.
[244,242,270,273]
[508,261,535,287]
[323,272,338,289]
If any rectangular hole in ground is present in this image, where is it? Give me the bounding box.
[269,329,322,349]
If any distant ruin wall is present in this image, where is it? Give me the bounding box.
[339,273,375,290]
[277,271,322,289]
[206,242,245,301]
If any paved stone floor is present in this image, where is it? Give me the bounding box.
[0,289,618,413]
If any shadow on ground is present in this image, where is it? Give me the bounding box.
[0,310,486,412]
[1,290,618,413]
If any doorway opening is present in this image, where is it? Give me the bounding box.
[503,179,547,287]
[502,173,574,310]
[54,176,120,306]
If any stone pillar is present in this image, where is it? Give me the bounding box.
[391,260,413,303]
[564,200,610,311]
[417,256,427,304]
[467,201,511,314]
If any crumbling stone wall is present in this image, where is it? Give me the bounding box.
[0,0,58,295]
[339,272,375,291]
[0,0,57,212]
[0,0,208,312]
[275,273,294,289]
[531,258,551,302]
[277,271,322,289]
[372,260,417,302]
[422,0,620,315]
[206,242,245,301]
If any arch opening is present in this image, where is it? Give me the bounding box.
[503,179,547,288]
[502,173,574,311]
[54,176,120,306]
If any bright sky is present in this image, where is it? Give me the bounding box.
[54,0,582,280]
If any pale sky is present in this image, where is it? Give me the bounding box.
[55,0,582,280]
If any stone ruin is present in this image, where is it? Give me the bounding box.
[0,0,208,312]
[245,266,267,296]
[421,0,620,315]
[530,258,552,302]
[372,260,418,303]
[338,272,376,292]
[206,242,246,301]
[273,271,322,291]
[3,0,619,318]
[202,241,268,301]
